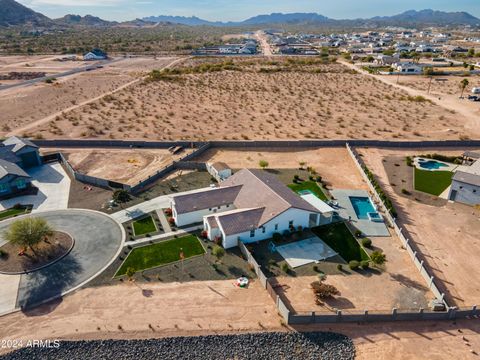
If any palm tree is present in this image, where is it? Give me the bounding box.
[4,217,53,255]
[460,78,470,98]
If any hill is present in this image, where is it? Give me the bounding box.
[371,9,480,26]
[0,0,52,27]
[55,14,115,27]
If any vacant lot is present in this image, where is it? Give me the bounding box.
[359,147,480,307]
[49,148,191,185]
[23,58,473,140]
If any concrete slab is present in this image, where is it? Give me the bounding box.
[276,237,337,268]
[331,189,390,237]
[0,274,20,315]
[0,163,70,212]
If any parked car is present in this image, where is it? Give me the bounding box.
[468,95,480,102]
[472,87,480,94]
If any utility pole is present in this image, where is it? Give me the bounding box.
[427,76,433,94]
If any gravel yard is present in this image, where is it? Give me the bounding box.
[0,332,355,360]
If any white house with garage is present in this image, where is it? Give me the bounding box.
[170,169,333,249]
[448,159,480,206]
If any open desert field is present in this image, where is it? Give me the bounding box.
[197,147,368,190]
[54,147,193,185]
[358,147,480,307]
[14,57,476,141]
[0,279,283,355]
[0,56,180,137]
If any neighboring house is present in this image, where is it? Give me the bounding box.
[374,54,399,66]
[395,62,422,74]
[0,137,41,198]
[206,162,232,182]
[171,169,333,249]
[83,49,108,61]
[448,160,480,206]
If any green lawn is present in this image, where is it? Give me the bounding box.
[288,180,328,201]
[311,222,369,262]
[414,168,453,196]
[0,207,30,221]
[116,235,206,276]
[132,215,157,236]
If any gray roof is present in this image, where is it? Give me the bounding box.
[211,162,230,171]
[0,145,21,164]
[0,159,30,180]
[453,171,480,187]
[173,185,242,214]
[220,169,319,225]
[216,208,265,236]
[2,136,38,153]
[206,216,219,229]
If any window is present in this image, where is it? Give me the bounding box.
[0,184,7,193]
[288,221,293,227]
[250,229,255,237]
[226,204,230,208]
[16,179,26,189]
[209,208,212,211]
[262,226,266,233]
[217,206,221,209]
[474,189,477,193]
[274,224,278,231]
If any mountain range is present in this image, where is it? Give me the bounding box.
[0,0,479,28]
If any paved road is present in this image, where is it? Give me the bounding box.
[0,58,121,92]
[0,210,124,310]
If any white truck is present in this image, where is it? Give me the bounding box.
[472,87,480,94]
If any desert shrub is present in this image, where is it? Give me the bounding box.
[312,265,319,272]
[0,249,7,258]
[371,251,387,265]
[336,264,343,271]
[361,238,372,248]
[212,245,225,260]
[281,263,289,273]
[348,260,360,270]
[360,260,370,269]
[354,230,362,237]
[112,189,131,203]
[311,281,340,300]
[268,259,277,267]
[363,166,397,217]
[401,188,411,195]
[405,156,413,167]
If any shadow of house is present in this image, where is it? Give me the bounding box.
[16,255,82,311]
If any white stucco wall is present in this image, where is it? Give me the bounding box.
[449,180,480,206]
[173,202,235,227]
[222,208,320,249]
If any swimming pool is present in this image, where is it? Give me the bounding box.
[350,196,376,220]
[417,159,449,170]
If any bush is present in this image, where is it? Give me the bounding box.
[281,263,289,273]
[336,264,343,271]
[293,174,300,182]
[164,208,173,216]
[371,251,387,265]
[272,232,282,242]
[405,156,413,167]
[268,259,277,267]
[112,189,131,203]
[401,188,411,195]
[311,281,340,300]
[212,245,225,260]
[0,249,6,258]
[348,260,360,270]
[168,217,175,225]
[354,230,362,237]
[360,260,370,269]
[361,238,372,248]
[312,265,319,272]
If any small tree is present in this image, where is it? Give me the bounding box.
[113,189,131,204]
[212,245,225,262]
[311,281,340,301]
[125,267,136,281]
[460,78,469,98]
[371,251,387,266]
[4,217,53,255]
[258,159,269,170]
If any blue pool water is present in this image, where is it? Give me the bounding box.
[350,196,376,220]
[418,159,448,170]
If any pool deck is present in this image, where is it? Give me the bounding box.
[413,157,458,172]
[330,189,390,237]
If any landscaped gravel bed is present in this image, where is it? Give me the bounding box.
[1,332,355,360]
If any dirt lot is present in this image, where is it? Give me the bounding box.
[197,147,369,190]
[275,229,433,314]
[19,58,474,141]
[0,56,179,137]
[0,279,283,355]
[51,148,192,185]
[358,147,480,307]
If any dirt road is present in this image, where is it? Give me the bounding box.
[7,56,187,137]
[255,31,273,56]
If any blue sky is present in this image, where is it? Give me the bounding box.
[18,0,480,22]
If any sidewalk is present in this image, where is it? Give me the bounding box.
[111,187,212,224]
[124,225,203,247]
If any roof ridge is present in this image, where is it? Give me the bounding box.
[247,169,291,209]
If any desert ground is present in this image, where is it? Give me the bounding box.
[196,147,369,190]
[0,56,180,137]
[5,57,476,141]
[277,230,434,313]
[47,148,193,185]
[358,147,480,307]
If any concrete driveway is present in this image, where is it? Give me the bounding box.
[0,209,124,311]
[0,163,70,212]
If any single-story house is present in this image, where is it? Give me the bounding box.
[206,162,232,182]
[395,62,422,74]
[171,169,333,249]
[83,49,108,61]
[448,160,480,205]
[374,54,399,66]
[0,137,41,198]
